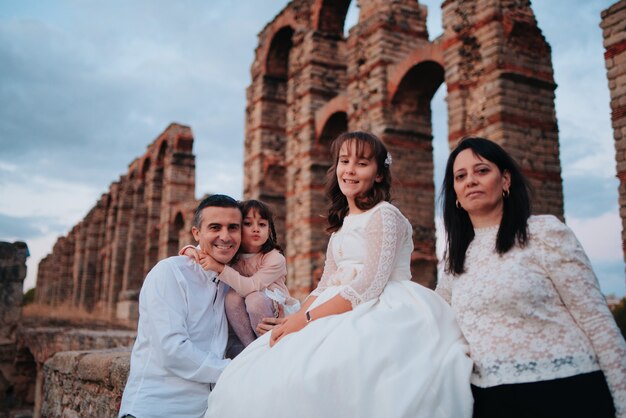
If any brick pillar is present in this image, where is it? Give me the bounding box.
[442,0,563,217]
[71,223,86,308]
[244,16,299,253]
[601,0,626,265]
[35,256,48,304]
[348,0,439,286]
[0,241,27,411]
[144,162,163,277]
[117,178,140,321]
[79,202,106,312]
[100,185,118,316]
[158,125,196,260]
[283,5,354,299]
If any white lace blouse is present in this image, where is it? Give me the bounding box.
[437,215,626,416]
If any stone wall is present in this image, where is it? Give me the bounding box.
[602,0,626,264]
[35,123,197,323]
[0,242,28,415]
[16,327,136,417]
[41,348,130,418]
[244,0,564,299]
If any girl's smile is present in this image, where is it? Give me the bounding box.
[336,140,382,214]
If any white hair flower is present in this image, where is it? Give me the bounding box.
[384,152,393,167]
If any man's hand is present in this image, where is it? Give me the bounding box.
[256,317,286,336]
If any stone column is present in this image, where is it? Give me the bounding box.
[601,0,626,266]
[0,241,28,412]
[158,125,196,260]
[441,0,563,217]
[347,0,439,286]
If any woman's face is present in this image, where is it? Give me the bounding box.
[452,148,510,226]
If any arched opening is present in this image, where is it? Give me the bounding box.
[157,140,168,166]
[266,27,294,80]
[168,212,185,257]
[255,26,296,251]
[314,112,348,190]
[141,157,151,180]
[315,0,352,36]
[386,59,445,287]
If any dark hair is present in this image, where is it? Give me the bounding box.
[440,137,531,275]
[239,199,281,254]
[193,194,240,229]
[325,131,392,233]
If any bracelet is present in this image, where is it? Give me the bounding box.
[305,311,312,323]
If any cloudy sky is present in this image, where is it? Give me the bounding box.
[1,0,623,298]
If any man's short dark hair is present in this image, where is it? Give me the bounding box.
[193,194,240,229]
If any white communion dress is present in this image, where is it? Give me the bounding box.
[205,202,473,418]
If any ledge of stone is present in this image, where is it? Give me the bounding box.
[42,348,131,418]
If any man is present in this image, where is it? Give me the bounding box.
[119,194,242,418]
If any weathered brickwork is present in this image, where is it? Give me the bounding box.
[602,0,626,262]
[244,0,563,299]
[35,123,197,321]
[41,348,130,418]
[17,328,135,417]
[0,242,28,415]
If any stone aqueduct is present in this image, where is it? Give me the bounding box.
[3,1,624,415]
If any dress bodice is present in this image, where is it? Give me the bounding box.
[312,201,414,307]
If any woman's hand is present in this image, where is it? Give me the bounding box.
[269,312,307,347]
[197,250,225,273]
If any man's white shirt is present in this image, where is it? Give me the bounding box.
[119,256,230,418]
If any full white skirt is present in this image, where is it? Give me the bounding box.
[205,280,473,418]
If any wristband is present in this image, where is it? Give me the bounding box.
[305,311,312,323]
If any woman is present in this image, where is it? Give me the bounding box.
[205,131,473,418]
[437,137,626,418]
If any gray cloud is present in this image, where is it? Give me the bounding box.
[0,213,67,240]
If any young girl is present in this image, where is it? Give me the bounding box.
[181,199,299,351]
[204,131,473,418]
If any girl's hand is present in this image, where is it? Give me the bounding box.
[256,316,286,336]
[181,246,201,263]
[269,312,307,347]
[197,250,225,273]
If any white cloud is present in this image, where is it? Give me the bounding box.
[567,211,622,263]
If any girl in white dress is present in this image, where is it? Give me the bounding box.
[205,131,473,418]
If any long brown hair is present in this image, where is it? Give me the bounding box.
[325,131,392,233]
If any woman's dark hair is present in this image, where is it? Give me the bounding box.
[240,199,282,254]
[325,131,392,233]
[440,137,532,275]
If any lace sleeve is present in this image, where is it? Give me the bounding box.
[339,207,405,308]
[310,238,337,298]
[539,216,626,416]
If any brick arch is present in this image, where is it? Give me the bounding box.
[265,26,295,79]
[315,94,349,138]
[387,43,445,103]
[257,9,304,76]
[167,211,185,257]
[156,139,168,167]
[140,157,151,180]
[311,0,352,35]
